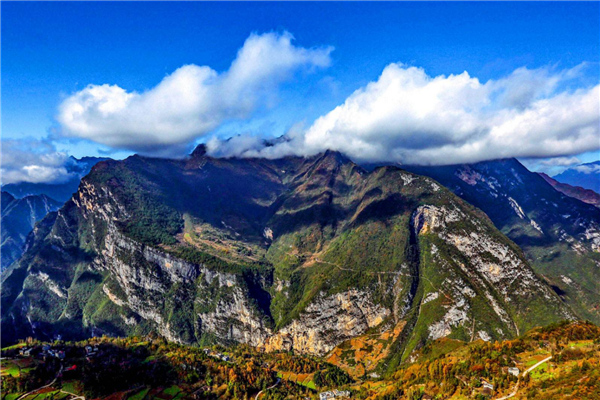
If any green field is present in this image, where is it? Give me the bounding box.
[1,361,22,377]
[162,386,182,397]
[61,381,82,395]
[127,387,150,400]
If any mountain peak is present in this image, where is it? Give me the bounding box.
[191,144,207,158]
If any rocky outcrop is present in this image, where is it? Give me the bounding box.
[265,289,390,355]
[1,151,582,359]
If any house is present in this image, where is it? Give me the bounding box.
[481,380,494,395]
[85,345,99,359]
[332,390,350,398]
[319,390,350,400]
[508,367,520,377]
[48,349,66,359]
[19,347,32,357]
[320,392,334,400]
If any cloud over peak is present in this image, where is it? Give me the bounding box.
[1,139,72,185]
[57,32,332,156]
[210,63,599,165]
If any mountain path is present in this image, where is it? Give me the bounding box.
[16,365,63,400]
[495,356,552,400]
[254,378,280,400]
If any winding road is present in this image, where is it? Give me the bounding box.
[495,356,552,400]
[254,378,281,400]
[16,365,64,400]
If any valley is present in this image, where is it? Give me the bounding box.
[2,321,599,400]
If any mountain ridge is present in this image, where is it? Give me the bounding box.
[1,191,63,270]
[1,150,575,371]
[402,158,600,325]
[553,160,600,193]
[539,172,600,208]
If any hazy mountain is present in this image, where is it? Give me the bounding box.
[2,156,110,203]
[403,159,600,324]
[1,191,62,270]
[553,161,600,193]
[539,172,600,208]
[1,148,573,371]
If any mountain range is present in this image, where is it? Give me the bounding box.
[2,156,110,203]
[1,192,62,270]
[1,156,109,271]
[552,161,600,193]
[539,172,600,208]
[4,147,593,375]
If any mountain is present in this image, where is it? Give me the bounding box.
[1,191,62,270]
[1,149,574,372]
[539,172,600,208]
[553,161,600,193]
[2,156,110,203]
[403,159,600,324]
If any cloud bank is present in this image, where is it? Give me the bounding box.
[57,32,332,156]
[1,140,73,185]
[210,63,600,165]
[573,164,600,174]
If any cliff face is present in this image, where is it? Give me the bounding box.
[265,289,390,355]
[1,150,577,365]
[404,159,600,324]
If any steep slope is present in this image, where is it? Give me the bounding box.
[1,150,573,368]
[1,191,62,270]
[2,156,110,203]
[403,159,600,324]
[553,160,600,193]
[539,172,600,207]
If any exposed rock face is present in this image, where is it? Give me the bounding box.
[404,159,600,324]
[265,289,390,355]
[1,151,579,364]
[405,203,574,360]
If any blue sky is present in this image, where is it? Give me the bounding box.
[2,2,599,182]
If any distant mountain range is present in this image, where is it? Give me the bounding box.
[2,156,110,203]
[539,172,600,208]
[3,147,589,375]
[553,161,600,193]
[1,191,62,270]
[1,156,110,270]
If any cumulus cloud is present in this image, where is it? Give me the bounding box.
[539,156,581,167]
[573,164,600,174]
[1,139,73,184]
[210,63,599,166]
[57,32,332,156]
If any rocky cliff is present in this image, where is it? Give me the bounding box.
[404,159,600,324]
[1,150,577,368]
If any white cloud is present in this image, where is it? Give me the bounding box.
[212,63,599,165]
[573,164,600,174]
[57,32,332,156]
[1,139,73,184]
[539,156,581,167]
